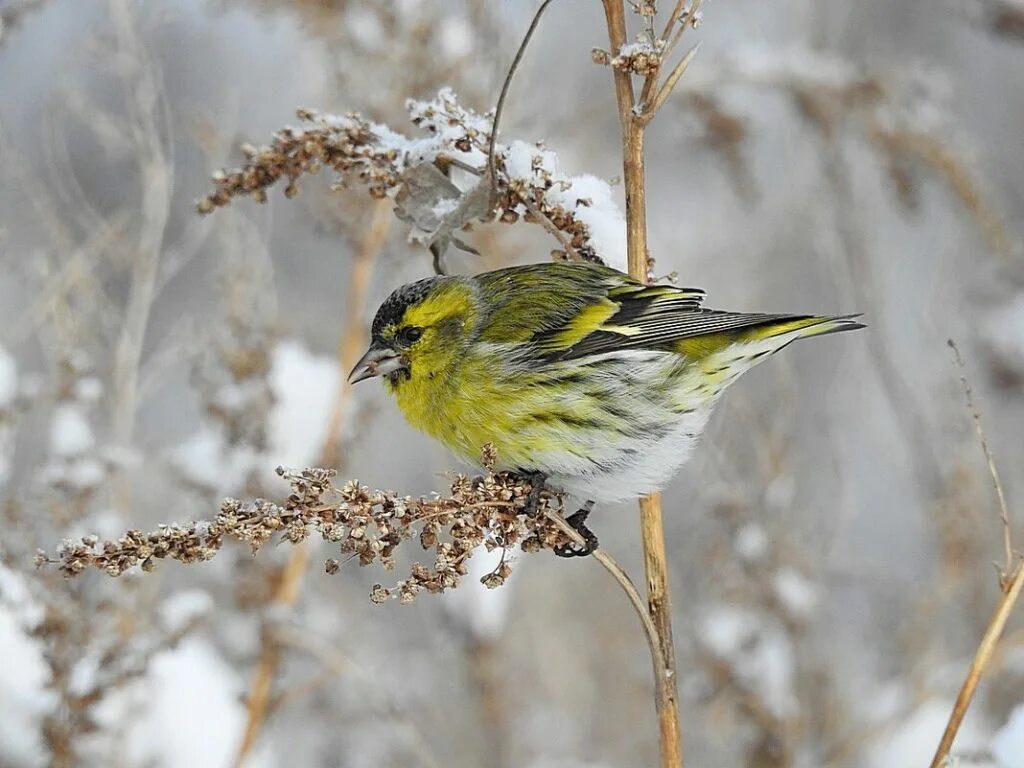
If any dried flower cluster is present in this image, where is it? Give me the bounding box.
[196,88,620,266]
[45,464,575,603]
[593,41,665,75]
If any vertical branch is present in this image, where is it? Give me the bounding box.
[108,0,172,508]
[928,561,1024,768]
[232,198,392,767]
[601,2,683,767]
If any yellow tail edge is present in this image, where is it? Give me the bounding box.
[749,314,866,343]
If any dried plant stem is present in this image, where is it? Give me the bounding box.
[233,544,308,767]
[928,561,1024,768]
[602,2,686,766]
[486,0,559,200]
[948,339,1014,579]
[542,510,665,674]
[233,199,391,768]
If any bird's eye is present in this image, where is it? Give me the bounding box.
[399,326,423,344]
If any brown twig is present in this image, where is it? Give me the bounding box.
[928,561,1024,768]
[520,196,585,263]
[486,0,559,204]
[948,339,1014,580]
[232,200,391,768]
[541,509,665,675]
[639,43,701,126]
[601,2,692,766]
[636,0,703,117]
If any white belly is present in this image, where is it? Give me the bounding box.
[547,405,712,503]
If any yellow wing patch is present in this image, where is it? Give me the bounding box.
[543,298,638,350]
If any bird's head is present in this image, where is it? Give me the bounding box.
[349,276,479,388]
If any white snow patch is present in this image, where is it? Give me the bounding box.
[345,6,385,50]
[505,140,627,270]
[441,546,514,639]
[171,424,260,492]
[865,697,990,768]
[723,44,859,88]
[439,16,474,59]
[0,566,54,767]
[985,295,1024,378]
[172,340,339,494]
[548,174,628,272]
[992,703,1024,768]
[68,652,102,698]
[267,340,340,470]
[73,377,104,403]
[49,403,95,457]
[773,567,819,618]
[734,522,768,562]
[159,590,214,634]
[0,345,16,408]
[699,605,797,717]
[93,638,272,768]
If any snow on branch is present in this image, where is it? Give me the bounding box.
[197,88,627,269]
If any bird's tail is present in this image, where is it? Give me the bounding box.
[748,314,865,343]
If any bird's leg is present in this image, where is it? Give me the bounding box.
[519,470,548,517]
[554,501,599,558]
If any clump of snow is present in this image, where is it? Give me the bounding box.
[171,424,261,492]
[0,346,16,488]
[92,638,272,768]
[344,6,385,50]
[985,295,1024,379]
[722,45,860,89]
[0,566,53,768]
[172,340,339,494]
[733,522,768,562]
[772,567,819,618]
[73,377,103,404]
[864,697,991,768]
[68,652,102,698]
[441,546,515,639]
[159,590,214,634]
[992,703,1024,768]
[267,340,340,470]
[617,41,660,57]
[438,15,474,59]
[49,403,95,457]
[547,174,628,272]
[0,345,16,408]
[504,140,628,271]
[699,605,797,717]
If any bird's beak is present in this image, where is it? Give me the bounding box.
[348,344,406,384]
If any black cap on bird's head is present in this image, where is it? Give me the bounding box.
[348,276,449,384]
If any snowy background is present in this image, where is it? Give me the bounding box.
[2,1,1024,767]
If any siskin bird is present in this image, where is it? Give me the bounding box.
[350,261,861,554]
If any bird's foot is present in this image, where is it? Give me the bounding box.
[554,502,598,558]
[519,470,548,517]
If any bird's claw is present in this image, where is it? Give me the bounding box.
[554,507,598,558]
[519,470,548,517]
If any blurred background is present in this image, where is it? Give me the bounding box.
[2,1,1024,766]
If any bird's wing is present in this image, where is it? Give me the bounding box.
[474,263,704,346]
[472,263,697,342]
[525,279,806,362]
[473,262,835,363]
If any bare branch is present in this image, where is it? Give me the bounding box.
[487,0,560,203]
[639,42,701,125]
[929,561,1024,768]
[948,339,1015,580]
